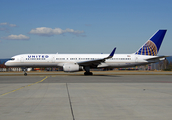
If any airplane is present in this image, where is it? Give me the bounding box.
[5,29,167,76]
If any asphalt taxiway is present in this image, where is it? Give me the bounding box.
[0,74,172,120]
[1,70,172,76]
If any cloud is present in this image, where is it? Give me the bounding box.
[0,23,8,25]
[0,22,17,32]
[29,27,84,36]
[0,27,8,31]
[0,22,17,27]
[1,34,30,40]
[9,24,17,27]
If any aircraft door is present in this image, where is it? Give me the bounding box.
[135,55,139,63]
[52,56,55,63]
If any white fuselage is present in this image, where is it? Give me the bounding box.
[5,53,160,68]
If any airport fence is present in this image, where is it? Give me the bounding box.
[0,68,22,72]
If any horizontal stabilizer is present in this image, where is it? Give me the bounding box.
[145,56,169,61]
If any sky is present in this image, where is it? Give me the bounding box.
[0,0,172,58]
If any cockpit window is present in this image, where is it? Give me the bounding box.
[10,58,15,60]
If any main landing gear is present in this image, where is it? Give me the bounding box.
[84,66,93,75]
[84,72,93,75]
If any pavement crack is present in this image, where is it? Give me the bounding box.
[66,83,75,120]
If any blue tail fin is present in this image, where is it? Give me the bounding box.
[135,30,167,56]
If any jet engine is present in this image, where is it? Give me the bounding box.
[63,63,82,72]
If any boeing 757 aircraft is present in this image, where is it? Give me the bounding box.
[5,29,167,76]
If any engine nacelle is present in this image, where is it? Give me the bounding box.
[63,63,82,72]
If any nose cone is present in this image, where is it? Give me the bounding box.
[5,61,10,66]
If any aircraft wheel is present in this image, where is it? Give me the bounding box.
[24,73,27,76]
[89,72,93,75]
[84,72,93,75]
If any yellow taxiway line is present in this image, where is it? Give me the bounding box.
[0,76,48,97]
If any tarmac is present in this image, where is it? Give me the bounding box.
[0,71,172,120]
[0,70,172,76]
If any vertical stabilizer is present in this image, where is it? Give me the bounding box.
[135,30,167,56]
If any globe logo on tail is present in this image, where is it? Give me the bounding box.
[135,40,157,56]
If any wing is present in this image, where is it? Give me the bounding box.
[77,48,116,67]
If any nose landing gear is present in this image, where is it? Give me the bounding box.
[23,68,27,76]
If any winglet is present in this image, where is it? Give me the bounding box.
[106,47,116,59]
